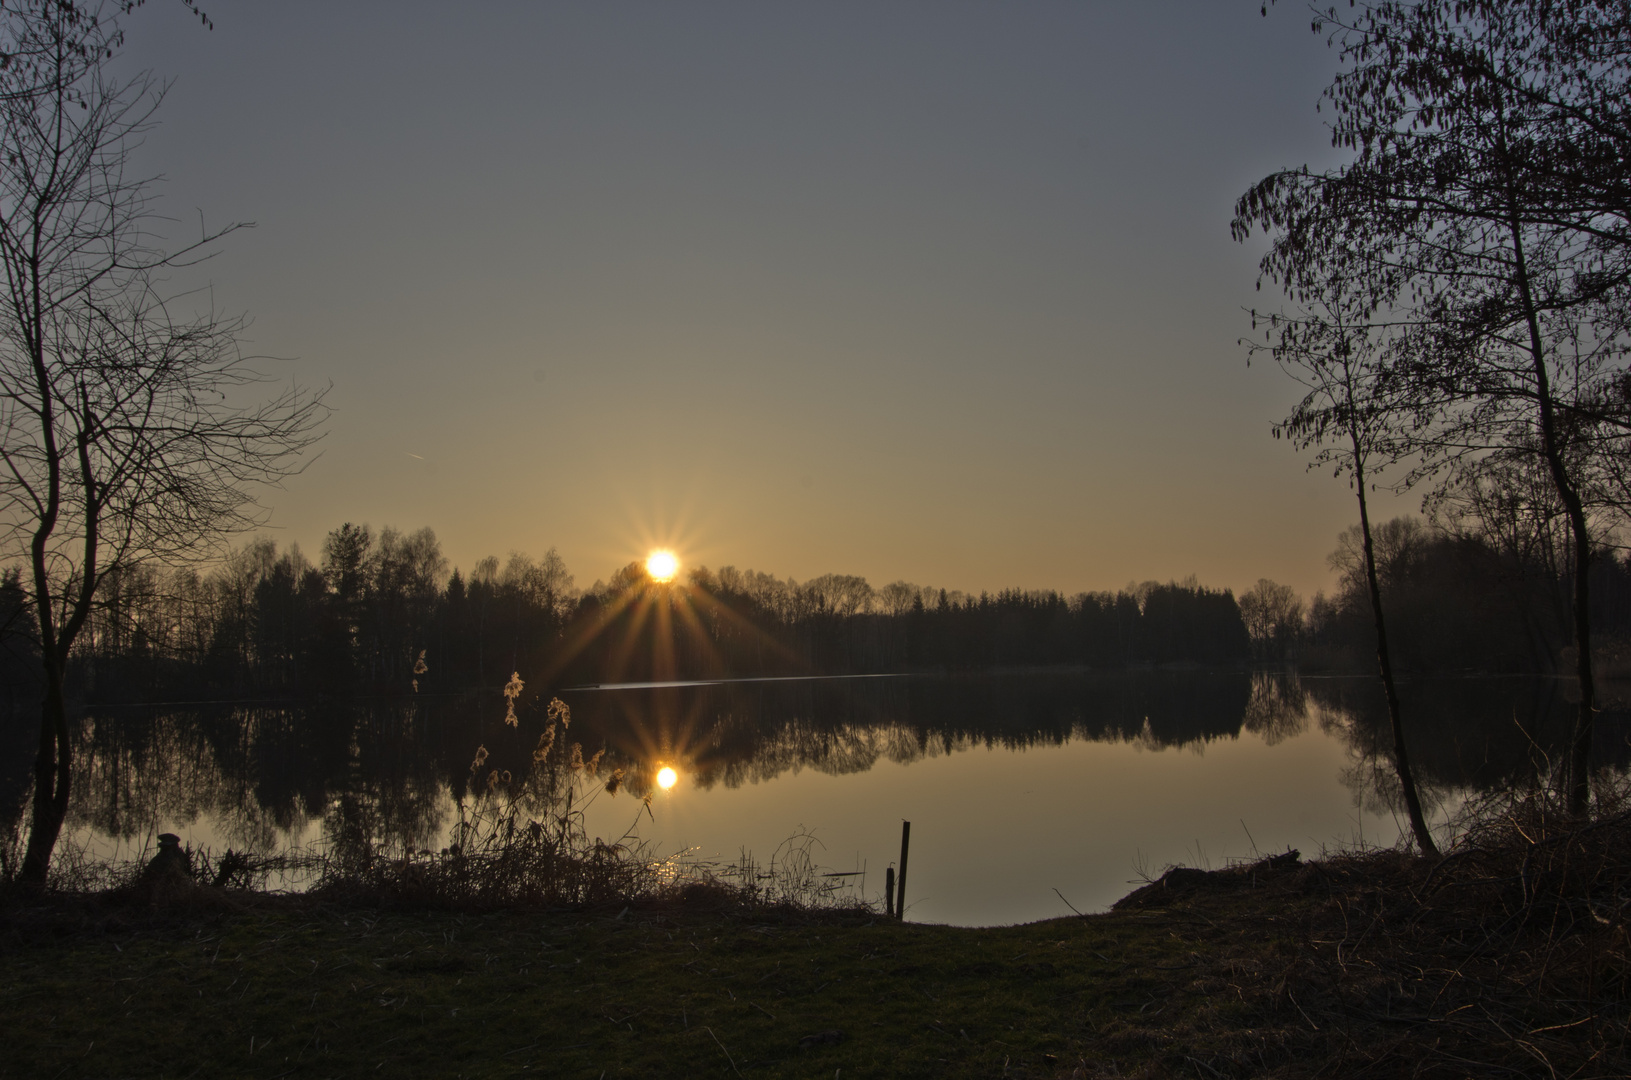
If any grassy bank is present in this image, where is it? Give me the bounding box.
[3,889,1266,1079]
[4,800,1628,1080]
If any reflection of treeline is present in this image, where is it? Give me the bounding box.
[21,673,1273,855]
[1240,518,1631,674]
[549,671,1258,791]
[16,675,1245,856]
[0,525,1252,700]
[1300,676,1631,821]
[579,673,1631,794]
[33,701,458,857]
[27,672,1630,862]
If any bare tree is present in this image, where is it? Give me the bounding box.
[0,5,324,885]
[800,573,875,618]
[1245,281,1439,856]
[1239,0,1631,815]
[877,580,921,618]
[1237,578,1303,663]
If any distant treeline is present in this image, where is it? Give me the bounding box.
[0,524,1247,700]
[1241,517,1631,676]
[5,512,1630,702]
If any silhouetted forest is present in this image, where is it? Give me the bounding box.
[0,525,1251,701]
[6,512,1631,704]
[1243,517,1631,676]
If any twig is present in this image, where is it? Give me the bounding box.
[1528,1016,1594,1035]
[1053,888,1085,917]
[1288,991,1319,1031]
[1186,1056,1228,1080]
[703,1027,742,1078]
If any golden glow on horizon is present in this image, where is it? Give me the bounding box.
[656,766,678,790]
[646,549,679,582]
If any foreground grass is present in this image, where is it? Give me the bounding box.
[3,833,1627,1079]
[2,899,1187,1079]
[1,880,1297,1080]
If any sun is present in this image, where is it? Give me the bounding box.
[656,766,678,790]
[645,549,679,583]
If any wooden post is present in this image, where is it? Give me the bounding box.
[896,820,911,921]
[884,867,895,917]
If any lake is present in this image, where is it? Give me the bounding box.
[3,669,1624,925]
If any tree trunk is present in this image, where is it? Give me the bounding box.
[18,676,71,887]
[1507,213,1594,816]
[1563,498,1595,815]
[1354,458,1439,857]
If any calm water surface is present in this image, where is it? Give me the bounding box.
[4,670,1625,926]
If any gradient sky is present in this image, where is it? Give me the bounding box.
[114,1,1413,600]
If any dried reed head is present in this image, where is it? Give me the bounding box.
[503,671,525,725]
[533,727,556,764]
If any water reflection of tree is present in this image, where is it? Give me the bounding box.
[59,701,452,858]
[25,672,1631,861]
[552,672,1257,791]
[1325,708,1461,830]
[0,699,37,852]
[1241,671,1309,747]
[702,720,973,791]
[323,777,447,865]
[24,674,1263,857]
[1302,677,1631,822]
[64,709,293,852]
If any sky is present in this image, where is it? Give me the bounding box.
[113,0,1415,601]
